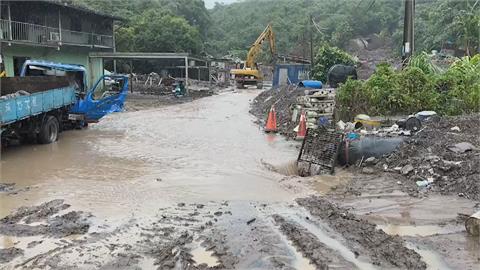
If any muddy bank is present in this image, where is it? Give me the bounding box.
[2,197,473,269]
[363,114,480,200]
[2,201,238,269]
[297,196,427,269]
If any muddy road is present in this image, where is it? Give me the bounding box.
[1,90,479,269]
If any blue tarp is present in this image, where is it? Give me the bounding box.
[298,80,322,89]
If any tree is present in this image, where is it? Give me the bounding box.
[312,44,356,83]
[130,10,203,54]
[415,0,480,55]
[161,0,211,38]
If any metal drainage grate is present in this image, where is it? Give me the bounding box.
[297,128,343,176]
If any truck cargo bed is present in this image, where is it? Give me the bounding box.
[0,86,76,125]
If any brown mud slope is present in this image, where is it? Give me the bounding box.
[373,114,480,200]
[297,196,427,269]
[250,85,305,136]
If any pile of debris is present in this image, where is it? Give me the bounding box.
[250,84,335,136]
[250,85,306,136]
[369,114,480,200]
[132,73,215,95]
[294,87,336,129]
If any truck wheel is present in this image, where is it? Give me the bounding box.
[38,116,59,144]
[256,83,263,89]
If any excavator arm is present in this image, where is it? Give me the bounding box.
[230,24,276,89]
[245,24,276,69]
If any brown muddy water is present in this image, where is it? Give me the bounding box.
[1,91,299,219]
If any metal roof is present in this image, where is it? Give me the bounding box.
[24,60,87,72]
[89,52,207,62]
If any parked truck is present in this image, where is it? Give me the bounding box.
[1,60,129,145]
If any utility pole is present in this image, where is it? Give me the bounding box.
[310,14,314,70]
[402,0,415,63]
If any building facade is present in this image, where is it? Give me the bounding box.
[0,0,119,87]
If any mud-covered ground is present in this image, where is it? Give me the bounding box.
[1,90,479,269]
[0,198,435,270]
[124,88,219,111]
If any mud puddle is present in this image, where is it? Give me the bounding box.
[189,241,220,267]
[272,224,316,270]
[378,224,465,237]
[406,243,452,270]
[267,204,378,269]
[333,192,479,270]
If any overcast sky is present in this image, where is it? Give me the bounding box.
[204,0,241,9]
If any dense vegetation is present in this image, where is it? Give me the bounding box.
[337,55,480,118]
[70,0,479,117]
[312,45,357,82]
[73,0,210,54]
[71,0,479,58]
[209,0,479,58]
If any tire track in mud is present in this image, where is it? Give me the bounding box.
[1,199,429,270]
[297,196,427,269]
[272,214,352,270]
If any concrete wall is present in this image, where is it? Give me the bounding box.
[2,44,103,88]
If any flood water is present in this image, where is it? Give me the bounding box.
[0,91,299,222]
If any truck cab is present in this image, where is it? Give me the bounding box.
[0,60,129,146]
[21,60,129,122]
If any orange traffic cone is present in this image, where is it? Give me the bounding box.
[296,111,307,139]
[265,105,278,133]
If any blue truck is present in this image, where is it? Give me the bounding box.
[1,60,129,145]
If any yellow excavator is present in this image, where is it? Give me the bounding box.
[230,24,276,89]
